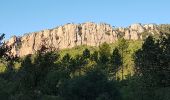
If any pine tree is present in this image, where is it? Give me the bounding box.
[117,38,129,80]
[134,36,167,87]
[110,48,122,79]
[82,48,90,59]
[61,53,72,71]
[90,51,98,62]
[99,42,111,64]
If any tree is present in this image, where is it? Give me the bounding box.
[60,69,121,100]
[155,35,170,86]
[20,55,35,91]
[0,33,8,59]
[42,70,70,96]
[90,51,99,62]
[0,34,14,71]
[82,48,90,59]
[134,35,170,87]
[62,53,71,63]
[33,52,59,87]
[61,53,72,71]
[133,35,170,99]
[135,36,158,87]
[110,48,122,79]
[99,42,111,64]
[0,34,20,99]
[0,34,18,80]
[117,38,129,80]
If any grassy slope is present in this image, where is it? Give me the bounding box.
[59,40,143,78]
[0,40,143,77]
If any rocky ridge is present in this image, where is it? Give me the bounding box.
[6,22,160,57]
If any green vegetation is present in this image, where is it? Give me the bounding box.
[0,33,170,100]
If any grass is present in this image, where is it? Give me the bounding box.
[59,45,98,58]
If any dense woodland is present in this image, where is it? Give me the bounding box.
[0,29,170,100]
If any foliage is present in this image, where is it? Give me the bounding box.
[117,38,129,79]
[99,42,111,64]
[134,35,170,87]
[60,69,121,100]
[0,33,170,99]
[83,48,90,59]
[109,48,122,79]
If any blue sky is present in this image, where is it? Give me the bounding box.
[0,0,170,39]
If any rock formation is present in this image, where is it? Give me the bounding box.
[6,22,160,57]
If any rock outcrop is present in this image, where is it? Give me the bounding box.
[6,22,159,57]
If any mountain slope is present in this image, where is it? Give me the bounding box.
[6,22,162,56]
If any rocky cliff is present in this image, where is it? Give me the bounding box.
[6,22,160,57]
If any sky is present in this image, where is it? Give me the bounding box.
[0,0,170,39]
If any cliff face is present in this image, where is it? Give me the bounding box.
[6,22,159,57]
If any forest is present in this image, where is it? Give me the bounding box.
[0,32,170,100]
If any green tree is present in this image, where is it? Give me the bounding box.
[0,34,19,100]
[90,51,99,62]
[62,53,71,63]
[0,34,16,72]
[82,48,90,59]
[19,55,43,99]
[60,69,121,100]
[162,36,170,86]
[134,36,162,87]
[33,52,59,87]
[20,55,35,91]
[42,70,70,96]
[117,38,129,80]
[61,53,72,71]
[133,35,170,100]
[110,48,122,79]
[156,35,170,86]
[0,34,5,57]
[99,42,111,64]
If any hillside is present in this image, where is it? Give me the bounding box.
[1,23,170,100]
[6,22,168,57]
